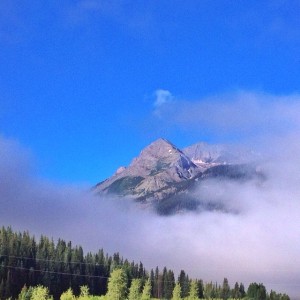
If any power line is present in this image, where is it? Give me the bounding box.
[0,255,178,284]
[0,254,138,268]
[1,263,299,289]
[1,265,109,279]
[0,262,175,284]
[2,256,299,289]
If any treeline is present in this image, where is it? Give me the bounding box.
[0,226,290,300]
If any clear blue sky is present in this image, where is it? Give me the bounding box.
[1,0,300,183]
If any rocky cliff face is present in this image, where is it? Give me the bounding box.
[94,138,260,214]
[95,138,200,201]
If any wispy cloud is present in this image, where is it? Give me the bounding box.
[1,131,300,298]
[153,90,300,142]
[2,91,300,298]
[153,89,174,108]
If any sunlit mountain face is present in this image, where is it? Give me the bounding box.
[94,138,262,215]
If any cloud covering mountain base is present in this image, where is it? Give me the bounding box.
[1,92,300,299]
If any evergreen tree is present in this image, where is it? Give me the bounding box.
[150,269,155,297]
[0,279,4,299]
[106,268,127,300]
[248,283,259,299]
[138,262,145,279]
[30,285,53,300]
[204,281,219,299]
[4,273,11,300]
[78,285,90,300]
[96,248,109,296]
[172,282,182,300]
[18,285,33,300]
[257,283,267,300]
[221,278,230,300]
[189,280,199,300]
[0,226,292,300]
[196,280,204,299]
[178,270,189,298]
[60,288,75,300]
[269,290,290,300]
[232,282,241,299]
[128,278,141,300]
[247,283,267,300]
[162,267,175,299]
[239,283,246,298]
[281,294,291,300]
[153,266,161,299]
[141,278,151,300]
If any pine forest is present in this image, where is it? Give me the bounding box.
[0,226,290,300]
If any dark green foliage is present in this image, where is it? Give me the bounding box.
[239,283,246,298]
[162,267,175,299]
[247,282,267,300]
[0,227,146,300]
[102,161,262,216]
[152,266,163,299]
[221,278,230,300]
[141,278,151,300]
[204,282,220,299]
[178,270,190,298]
[155,193,200,215]
[202,164,257,180]
[150,269,155,296]
[0,226,290,300]
[231,282,241,299]
[153,166,249,215]
[105,176,144,195]
[197,279,204,299]
[269,290,290,300]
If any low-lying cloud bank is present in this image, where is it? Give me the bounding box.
[1,92,300,298]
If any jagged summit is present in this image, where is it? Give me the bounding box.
[183,142,228,170]
[183,142,259,168]
[95,138,259,214]
[95,138,199,200]
[129,138,197,178]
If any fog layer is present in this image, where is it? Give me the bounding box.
[1,92,300,298]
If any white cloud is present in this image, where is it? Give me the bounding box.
[154,89,174,107]
[2,91,300,298]
[152,90,300,142]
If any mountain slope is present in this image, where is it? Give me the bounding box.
[95,138,260,214]
[95,138,200,201]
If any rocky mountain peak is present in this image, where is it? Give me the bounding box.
[183,142,258,169]
[95,138,199,200]
[94,138,258,214]
[138,138,179,157]
[130,138,185,171]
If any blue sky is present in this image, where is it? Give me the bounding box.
[1,0,300,183]
[2,3,300,296]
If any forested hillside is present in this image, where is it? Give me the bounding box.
[0,227,290,300]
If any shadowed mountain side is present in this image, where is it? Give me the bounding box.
[94,139,262,215]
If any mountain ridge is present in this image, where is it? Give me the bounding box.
[95,138,260,214]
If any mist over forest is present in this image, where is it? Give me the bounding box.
[1,94,300,299]
[1,0,300,298]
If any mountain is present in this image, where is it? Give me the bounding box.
[95,138,199,200]
[94,138,261,215]
[183,142,258,169]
